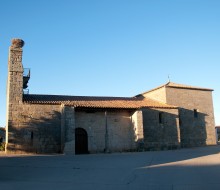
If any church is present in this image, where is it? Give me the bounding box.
[5,39,216,154]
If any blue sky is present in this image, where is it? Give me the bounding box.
[0,0,219,126]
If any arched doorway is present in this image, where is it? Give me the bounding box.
[75,128,88,154]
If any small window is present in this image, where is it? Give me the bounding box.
[159,112,163,124]
[179,118,182,127]
[194,109,198,118]
[31,131,33,140]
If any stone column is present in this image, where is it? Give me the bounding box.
[132,109,144,150]
[104,111,109,153]
[63,106,76,154]
[176,116,181,145]
[60,104,65,153]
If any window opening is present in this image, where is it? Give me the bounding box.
[159,112,163,124]
[31,131,33,140]
[194,109,198,118]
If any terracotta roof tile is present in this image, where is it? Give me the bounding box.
[23,94,177,109]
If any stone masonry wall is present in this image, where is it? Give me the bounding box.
[141,86,166,102]
[62,106,75,154]
[7,103,61,153]
[6,39,25,153]
[166,87,216,147]
[75,110,105,153]
[75,109,138,153]
[107,111,136,152]
[131,110,144,150]
[142,108,180,150]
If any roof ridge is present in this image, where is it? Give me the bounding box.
[24,94,137,99]
[136,82,168,96]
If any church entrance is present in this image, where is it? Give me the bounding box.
[75,128,88,154]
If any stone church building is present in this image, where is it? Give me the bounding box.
[5,39,216,154]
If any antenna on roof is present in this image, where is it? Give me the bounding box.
[168,75,170,82]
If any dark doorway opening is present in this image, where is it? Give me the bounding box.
[75,128,88,154]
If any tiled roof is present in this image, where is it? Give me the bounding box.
[23,94,177,109]
[138,82,213,96]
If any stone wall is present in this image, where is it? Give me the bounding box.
[75,109,140,153]
[62,106,75,154]
[142,86,167,102]
[166,87,216,147]
[75,110,105,153]
[142,108,180,150]
[107,111,136,152]
[7,105,144,154]
[131,110,144,150]
[7,104,61,154]
[6,39,25,153]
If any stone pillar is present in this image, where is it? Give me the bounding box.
[132,109,144,150]
[60,104,65,153]
[63,106,75,154]
[176,114,181,145]
[104,111,109,153]
[6,39,24,152]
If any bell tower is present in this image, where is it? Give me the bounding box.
[6,39,25,152]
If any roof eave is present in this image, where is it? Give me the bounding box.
[135,82,168,97]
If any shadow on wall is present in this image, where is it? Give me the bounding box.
[7,111,61,154]
[6,107,209,154]
[179,108,207,148]
[142,108,180,151]
[138,94,209,148]
[142,107,208,150]
[0,127,5,143]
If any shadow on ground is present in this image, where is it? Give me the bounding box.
[1,146,220,190]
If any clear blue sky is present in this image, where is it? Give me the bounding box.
[0,0,219,126]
